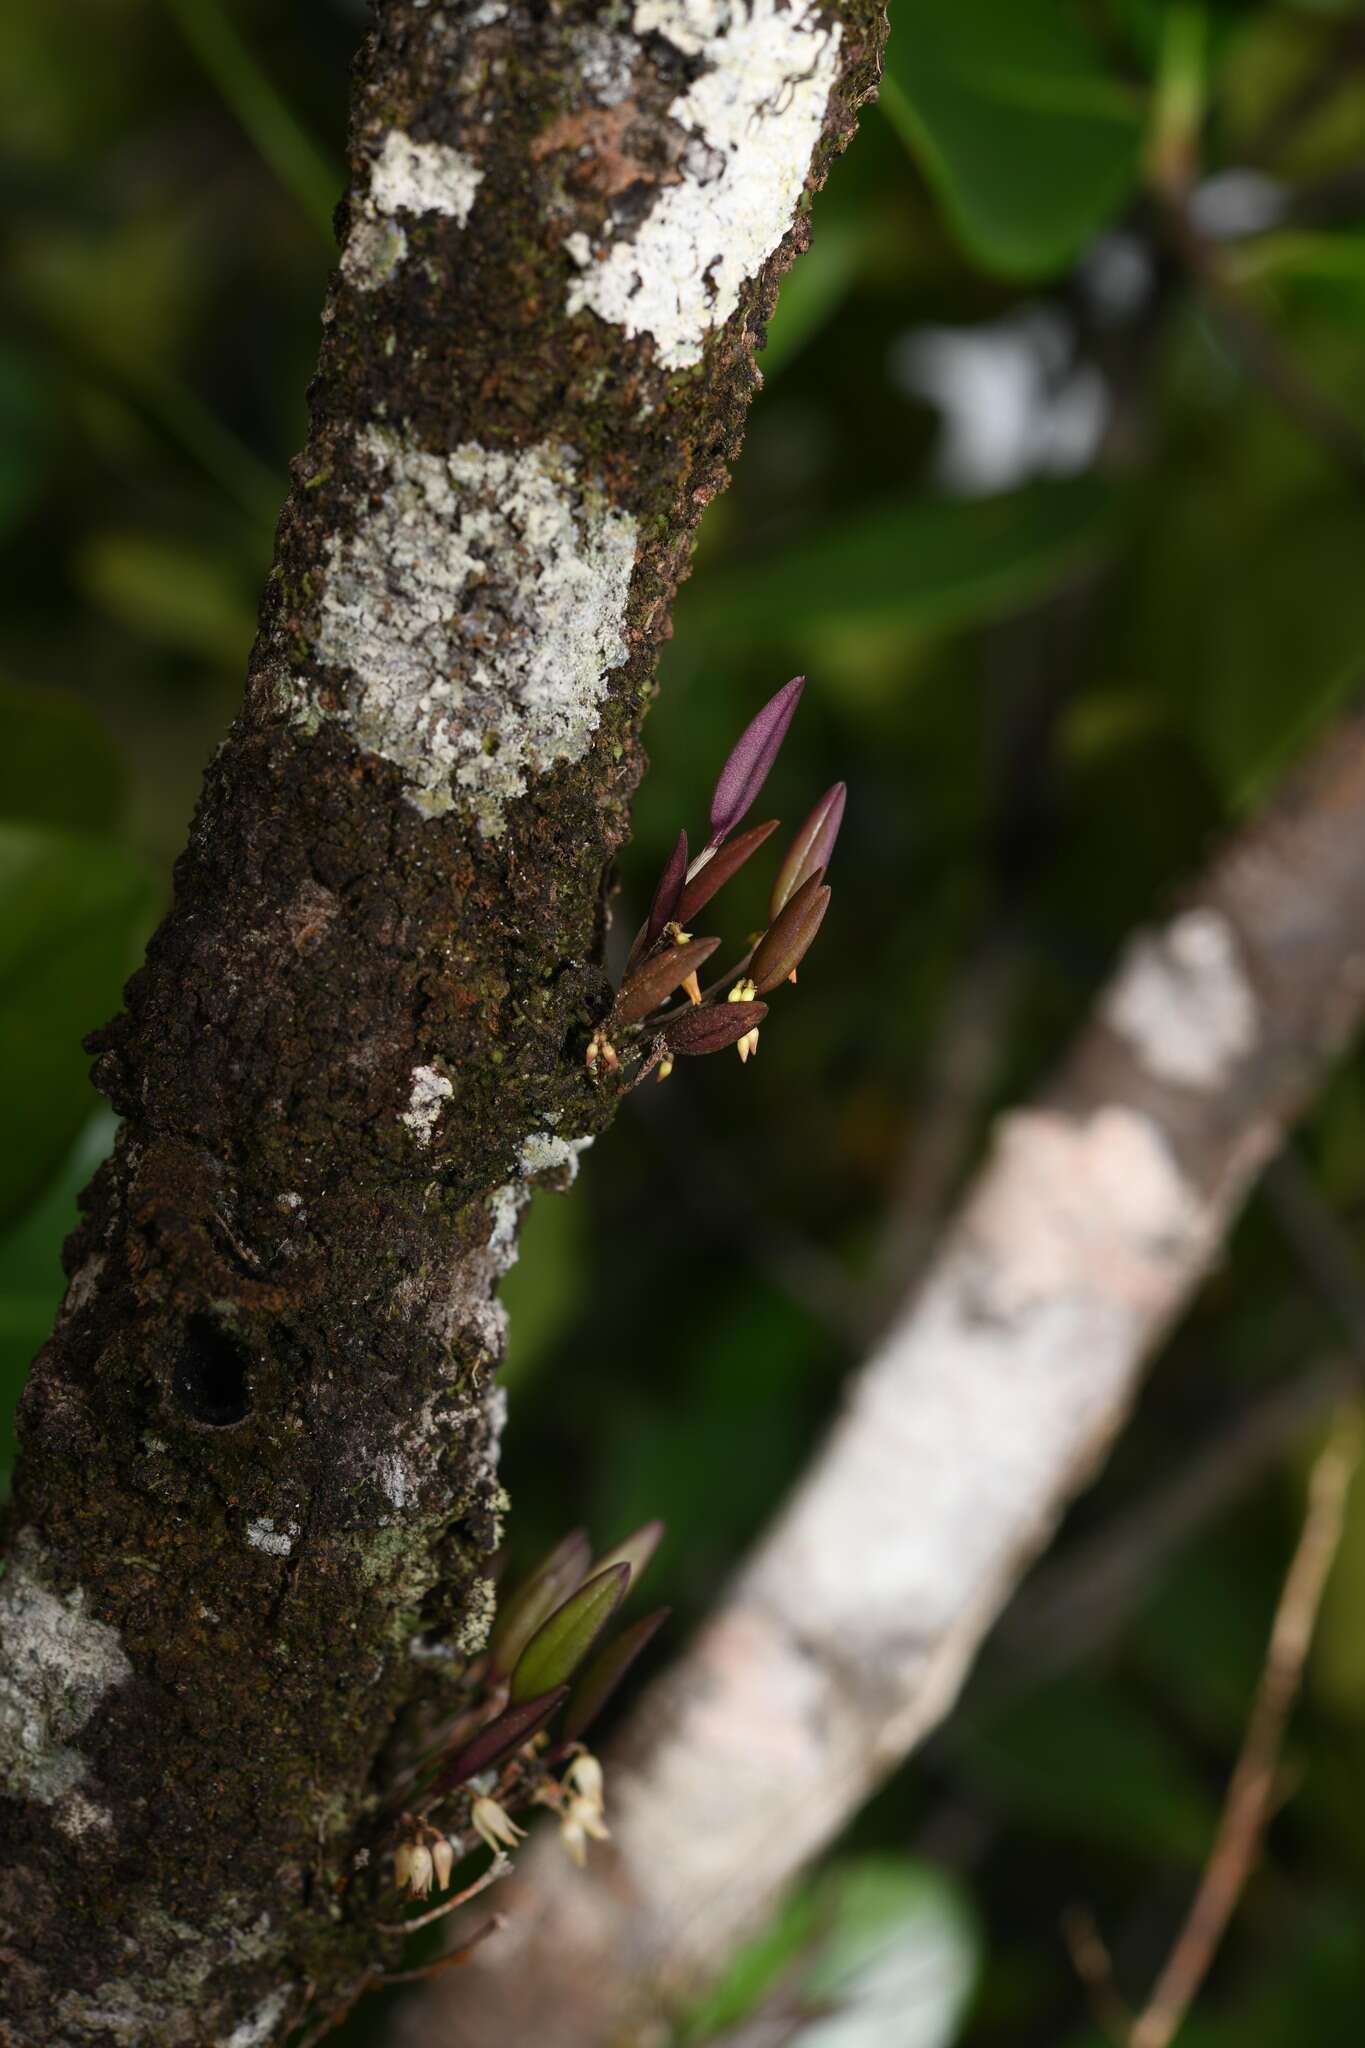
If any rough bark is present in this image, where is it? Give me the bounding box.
[418,709,1365,2048]
[0,5,886,2043]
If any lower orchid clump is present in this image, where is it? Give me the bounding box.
[387,1522,668,1913]
[587,677,844,1087]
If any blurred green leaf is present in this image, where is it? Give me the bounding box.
[594,1285,819,1583]
[957,1676,1217,1861]
[682,478,1114,644]
[16,201,206,375]
[1128,401,1365,811]
[0,682,125,834]
[881,0,1145,278]
[796,1860,978,2048]
[1130,1525,1278,1743]
[162,0,340,239]
[0,822,152,1233]
[75,529,257,662]
[0,343,54,541]
[1230,231,1365,308]
[500,1186,589,1387]
[760,215,867,379]
[684,1858,978,2047]
[682,1884,822,2042]
[1313,1065,1365,1214]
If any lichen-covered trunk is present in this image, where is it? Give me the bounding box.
[0,5,886,2042]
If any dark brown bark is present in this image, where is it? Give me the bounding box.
[0,4,887,2042]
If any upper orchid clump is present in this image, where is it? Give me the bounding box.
[588,677,844,1085]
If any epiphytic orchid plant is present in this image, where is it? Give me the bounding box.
[387,1520,669,1922]
[587,677,844,1086]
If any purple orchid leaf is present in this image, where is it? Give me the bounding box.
[588,1519,665,1589]
[664,1001,767,1056]
[708,677,805,847]
[645,830,689,948]
[771,782,846,920]
[675,819,778,925]
[612,937,721,1028]
[561,1609,671,1746]
[751,877,831,994]
[428,1685,569,1796]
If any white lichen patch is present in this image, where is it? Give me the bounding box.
[0,1531,132,1806]
[378,1449,417,1511]
[342,128,483,290]
[370,131,483,222]
[487,1181,524,1264]
[61,1251,105,1319]
[567,0,842,369]
[54,1788,115,1840]
[340,212,410,293]
[218,1988,291,2048]
[245,1517,298,1558]
[394,1136,591,1376]
[575,23,638,104]
[1105,908,1259,1089]
[304,429,637,829]
[60,1907,285,2046]
[402,1062,454,1143]
[519,1130,595,1183]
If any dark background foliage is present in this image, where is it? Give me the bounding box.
[3,3,1365,2043]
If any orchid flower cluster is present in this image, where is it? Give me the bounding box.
[588,677,844,1086]
[390,1521,667,1905]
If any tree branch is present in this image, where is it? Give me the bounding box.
[420,706,1365,2047]
[0,4,887,2042]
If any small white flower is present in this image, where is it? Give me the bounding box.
[557,1749,609,1866]
[560,1812,590,1867]
[471,1794,526,1855]
[566,1753,605,1807]
[728,977,761,1062]
[403,1841,434,1898]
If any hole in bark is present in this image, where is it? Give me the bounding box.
[174,1315,251,1426]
